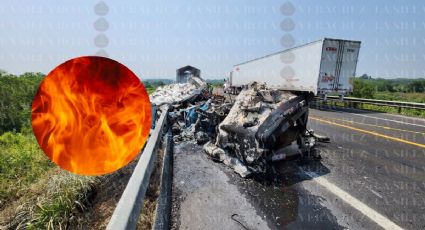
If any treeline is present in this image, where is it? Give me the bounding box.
[0,71,45,134]
[142,79,173,88]
[353,78,425,102]
[1,73,423,134]
[206,79,225,88]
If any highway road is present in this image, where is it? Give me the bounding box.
[299,106,425,229]
[171,106,425,230]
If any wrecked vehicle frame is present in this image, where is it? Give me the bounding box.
[150,79,327,178]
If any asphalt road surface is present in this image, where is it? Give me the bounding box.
[171,106,425,230]
[304,106,425,230]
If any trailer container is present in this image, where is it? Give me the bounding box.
[229,38,361,97]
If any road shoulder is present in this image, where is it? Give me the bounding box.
[171,142,270,230]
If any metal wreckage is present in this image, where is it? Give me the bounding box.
[149,77,329,178]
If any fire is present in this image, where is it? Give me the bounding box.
[32,56,151,175]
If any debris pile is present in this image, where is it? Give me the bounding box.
[149,76,207,106]
[150,76,225,146]
[150,79,321,178]
[169,98,232,145]
[203,82,313,177]
[214,82,296,163]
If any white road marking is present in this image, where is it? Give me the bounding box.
[384,112,425,123]
[303,170,403,230]
[323,108,425,129]
[351,113,425,128]
[370,189,383,199]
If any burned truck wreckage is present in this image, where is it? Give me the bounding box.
[149,77,328,178]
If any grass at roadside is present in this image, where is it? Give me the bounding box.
[326,91,425,118]
[0,80,160,229]
[26,172,98,230]
[362,92,425,118]
[0,129,53,205]
[0,72,101,229]
[326,101,425,118]
[373,92,425,103]
[0,130,98,229]
[361,104,425,118]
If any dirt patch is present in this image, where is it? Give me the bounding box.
[1,167,98,230]
[81,160,137,230]
[0,168,59,229]
[82,144,165,230]
[137,146,164,229]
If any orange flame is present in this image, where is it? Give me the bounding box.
[32,56,151,175]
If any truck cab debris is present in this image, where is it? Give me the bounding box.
[150,77,325,178]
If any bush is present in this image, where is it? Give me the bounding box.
[0,72,44,134]
[407,80,425,93]
[352,79,374,99]
[0,131,52,203]
[27,173,98,230]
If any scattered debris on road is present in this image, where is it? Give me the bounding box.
[149,76,207,106]
[150,79,328,178]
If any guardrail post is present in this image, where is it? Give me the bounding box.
[316,96,425,114]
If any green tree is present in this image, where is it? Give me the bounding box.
[353,78,375,98]
[0,72,44,134]
[407,80,425,93]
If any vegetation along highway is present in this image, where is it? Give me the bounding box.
[1,72,425,229]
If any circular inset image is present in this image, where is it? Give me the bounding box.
[32,56,151,175]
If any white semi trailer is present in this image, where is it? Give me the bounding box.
[229,38,361,98]
[220,38,361,163]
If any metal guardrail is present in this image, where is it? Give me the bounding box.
[107,105,170,230]
[152,129,173,230]
[322,96,425,112]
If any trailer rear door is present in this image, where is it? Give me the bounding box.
[318,39,360,95]
[318,39,340,93]
[338,41,361,93]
